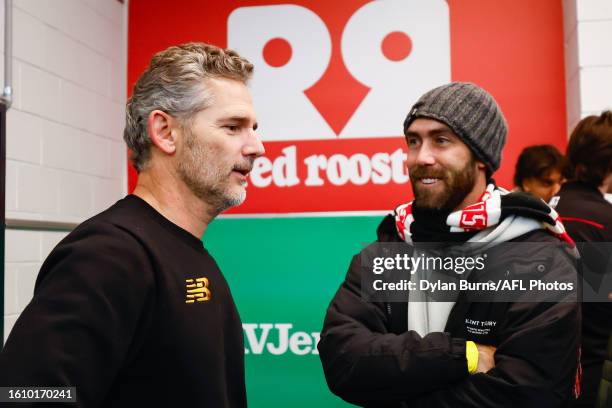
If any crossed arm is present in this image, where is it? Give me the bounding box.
[318,254,579,407]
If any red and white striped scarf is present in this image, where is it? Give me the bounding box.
[395,183,574,246]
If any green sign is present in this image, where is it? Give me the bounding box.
[205,215,382,407]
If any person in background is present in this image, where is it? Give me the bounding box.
[551,111,612,408]
[513,144,565,203]
[0,43,264,407]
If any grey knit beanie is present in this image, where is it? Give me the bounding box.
[403,82,508,175]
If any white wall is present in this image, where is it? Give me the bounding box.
[2,0,128,341]
[564,0,612,133]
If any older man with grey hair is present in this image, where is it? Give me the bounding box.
[0,43,264,407]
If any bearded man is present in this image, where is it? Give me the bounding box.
[318,82,580,407]
[0,43,264,407]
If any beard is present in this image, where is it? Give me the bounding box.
[409,157,477,213]
[177,128,250,214]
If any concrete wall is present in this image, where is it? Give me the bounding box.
[564,0,612,133]
[2,0,128,341]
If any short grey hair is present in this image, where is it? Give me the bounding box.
[124,42,254,172]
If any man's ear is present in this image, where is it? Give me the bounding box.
[147,110,177,155]
[475,160,490,182]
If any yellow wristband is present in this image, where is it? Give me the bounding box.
[466,341,479,374]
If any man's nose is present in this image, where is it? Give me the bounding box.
[243,130,265,157]
[414,142,436,166]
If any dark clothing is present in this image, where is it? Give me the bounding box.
[599,335,612,408]
[555,182,611,243]
[0,195,246,407]
[318,215,580,407]
[554,181,612,408]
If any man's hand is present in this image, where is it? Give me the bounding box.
[475,343,496,373]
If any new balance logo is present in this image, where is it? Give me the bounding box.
[185,277,211,303]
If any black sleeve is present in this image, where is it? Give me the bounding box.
[408,248,581,408]
[317,254,469,407]
[0,222,156,407]
[407,303,579,407]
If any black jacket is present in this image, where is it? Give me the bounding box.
[599,335,612,408]
[553,181,612,408]
[318,215,580,407]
